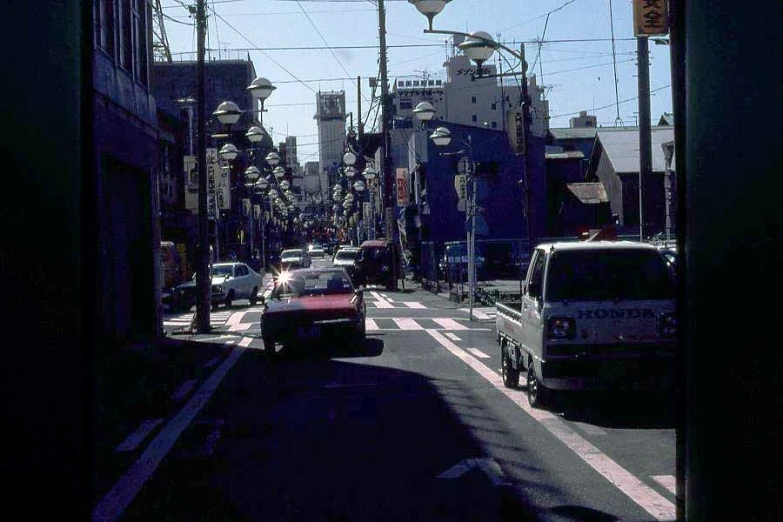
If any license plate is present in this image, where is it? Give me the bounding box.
[296,325,320,339]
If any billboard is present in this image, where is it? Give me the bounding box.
[633,0,669,36]
[184,149,231,215]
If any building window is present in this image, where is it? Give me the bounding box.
[119,0,132,71]
[398,81,404,87]
[95,0,116,56]
[399,99,412,110]
[405,81,411,87]
[491,121,497,129]
[471,96,477,104]
[436,80,442,86]
[491,102,497,110]
[133,0,150,85]
[471,114,477,123]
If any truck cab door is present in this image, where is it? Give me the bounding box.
[521,250,546,357]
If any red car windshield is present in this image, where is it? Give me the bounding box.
[273,271,354,298]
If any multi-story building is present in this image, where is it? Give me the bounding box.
[92,0,162,346]
[315,91,347,201]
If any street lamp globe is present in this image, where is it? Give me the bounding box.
[219,143,239,161]
[245,126,266,144]
[273,166,285,180]
[408,0,452,30]
[344,166,356,179]
[457,31,496,69]
[413,101,437,122]
[353,180,365,192]
[429,126,452,147]
[280,179,290,190]
[342,151,356,167]
[213,100,242,126]
[363,165,377,180]
[244,166,261,182]
[246,77,276,102]
[265,151,280,167]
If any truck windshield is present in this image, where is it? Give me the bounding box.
[546,249,674,301]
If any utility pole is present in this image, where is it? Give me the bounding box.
[637,36,652,241]
[377,0,398,288]
[195,0,210,333]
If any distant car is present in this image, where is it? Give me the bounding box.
[259,267,366,356]
[173,262,263,310]
[279,248,311,271]
[309,246,326,259]
[331,243,354,261]
[332,247,360,282]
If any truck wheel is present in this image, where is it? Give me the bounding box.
[501,345,519,388]
[527,364,549,408]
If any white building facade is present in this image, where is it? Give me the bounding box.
[315,91,347,202]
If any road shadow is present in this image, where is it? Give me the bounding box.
[555,389,677,429]
[272,337,385,361]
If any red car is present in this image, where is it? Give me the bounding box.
[259,267,366,356]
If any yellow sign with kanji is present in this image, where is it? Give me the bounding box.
[633,0,669,36]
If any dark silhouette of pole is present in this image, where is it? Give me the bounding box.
[637,36,651,241]
[195,0,210,333]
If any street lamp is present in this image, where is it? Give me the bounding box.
[407,0,453,31]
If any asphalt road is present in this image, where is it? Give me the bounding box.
[96,258,677,521]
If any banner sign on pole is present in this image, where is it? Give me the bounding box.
[396,168,409,207]
[632,0,669,36]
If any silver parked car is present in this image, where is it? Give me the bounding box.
[174,262,263,310]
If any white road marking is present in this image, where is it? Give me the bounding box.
[573,422,609,436]
[227,323,252,332]
[170,379,198,401]
[445,333,462,341]
[404,302,427,309]
[386,298,395,303]
[393,318,424,330]
[467,348,491,359]
[432,318,469,330]
[225,340,236,345]
[365,319,379,331]
[425,329,676,521]
[459,308,493,320]
[203,356,222,368]
[651,475,677,495]
[93,343,247,522]
[438,458,509,486]
[226,310,248,326]
[114,419,163,453]
[370,291,394,308]
[238,336,253,347]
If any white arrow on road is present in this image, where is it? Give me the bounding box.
[437,458,509,486]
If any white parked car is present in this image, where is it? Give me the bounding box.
[173,262,263,310]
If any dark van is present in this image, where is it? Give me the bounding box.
[354,240,402,291]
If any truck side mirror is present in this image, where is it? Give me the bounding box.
[528,280,541,298]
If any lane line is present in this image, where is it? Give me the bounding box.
[425,329,675,521]
[93,343,247,522]
[573,422,608,436]
[393,318,424,330]
[404,302,427,309]
[170,379,198,401]
[651,475,677,495]
[467,348,491,359]
[114,419,164,453]
[432,318,469,331]
[445,333,462,341]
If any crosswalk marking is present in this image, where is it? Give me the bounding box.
[365,319,379,331]
[459,307,495,320]
[445,333,462,341]
[432,318,469,330]
[115,419,163,452]
[467,348,491,359]
[651,475,676,495]
[403,302,427,309]
[393,318,424,330]
[227,323,252,332]
[370,300,395,309]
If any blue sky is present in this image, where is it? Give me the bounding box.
[159,0,674,164]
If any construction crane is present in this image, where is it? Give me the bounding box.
[152,0,173,62]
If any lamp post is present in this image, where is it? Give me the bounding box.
[408,0,534,253]
[363,165,377,239]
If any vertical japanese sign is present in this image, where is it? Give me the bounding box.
[184,155,198,211]
[396,168,409,207]
[633,0,669,36]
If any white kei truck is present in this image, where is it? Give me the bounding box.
[495,240,677,408]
